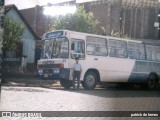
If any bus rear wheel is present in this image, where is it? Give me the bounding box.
[60,79,72,89]
[83,71,98,90]
[147,74,158,90]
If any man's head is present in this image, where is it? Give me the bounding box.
[75,57,79,63]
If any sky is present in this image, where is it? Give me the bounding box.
[5,0,74,9]
[5,0,97,10]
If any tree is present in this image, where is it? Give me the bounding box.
[3,18,25,55]
[49,6,99,34]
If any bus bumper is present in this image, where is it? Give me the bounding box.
[37,68,70,80]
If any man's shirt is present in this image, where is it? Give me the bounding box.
[74,63,82,71]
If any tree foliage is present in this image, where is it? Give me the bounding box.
[49,6,98,33]
[3,18,25,51]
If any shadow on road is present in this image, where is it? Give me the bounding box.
[2,77,160,98]
[52,84,160,98]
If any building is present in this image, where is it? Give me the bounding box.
[20,0,76,38]
[80,0,160,39]
[5,5,40,66]
[19,0,160,40]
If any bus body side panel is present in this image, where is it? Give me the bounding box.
[82,56,136,82]
[100,57,135,82]
[128,61,160,83]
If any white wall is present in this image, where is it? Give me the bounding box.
[5,8,36,63]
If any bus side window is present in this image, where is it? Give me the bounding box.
[146,45,160,61]
[157,53,160,61]
[108,39,127,58]
[128,42,145,60]
[86,36,107,56]
[71,43,74,50]
[71,39,85,59]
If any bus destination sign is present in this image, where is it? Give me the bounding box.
[44,31,63,39]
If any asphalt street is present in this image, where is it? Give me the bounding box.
[0,82,160,120]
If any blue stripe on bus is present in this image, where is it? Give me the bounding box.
[128,60,160,83]
[132,61,160,73]
[128,73,148,83]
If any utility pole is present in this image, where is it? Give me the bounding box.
[158,13,160,39]
[0,0,4,84]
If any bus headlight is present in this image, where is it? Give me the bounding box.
[38,69,43,74]
[53,68,60,74]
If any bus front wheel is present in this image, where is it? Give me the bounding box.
[147,74,158,90]
[60,79,72,89]
[83,71,98,90]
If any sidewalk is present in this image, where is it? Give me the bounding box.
[1,76,105,89]
[1,76,59,88]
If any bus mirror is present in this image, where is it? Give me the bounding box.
[71,53,84,59]
[71,43,74,50]
[71,53,77,59]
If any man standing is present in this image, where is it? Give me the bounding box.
[73,57,82,89]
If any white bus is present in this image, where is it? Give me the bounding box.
[37,30,160,89]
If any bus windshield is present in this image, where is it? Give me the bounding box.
[41,37,69,59]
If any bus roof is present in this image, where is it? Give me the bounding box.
[50,30,160,45]
[137,39,160,46]
[62,30,141,43]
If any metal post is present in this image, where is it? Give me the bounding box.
[0,0,4,84]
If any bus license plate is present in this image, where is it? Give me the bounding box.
[44,74,48,78]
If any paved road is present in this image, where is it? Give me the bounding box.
[0,84,160,120]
